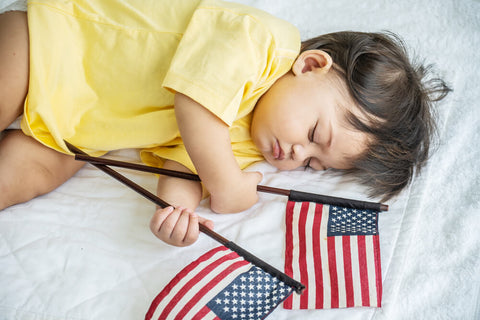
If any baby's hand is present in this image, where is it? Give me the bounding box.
[210,171,263,213]
[150,206,214,247]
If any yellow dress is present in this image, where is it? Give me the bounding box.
[22,0,300,172]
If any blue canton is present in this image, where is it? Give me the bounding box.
[327,206,378,237]
[206,266,293,319]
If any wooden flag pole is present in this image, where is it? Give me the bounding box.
[74,152,388,212]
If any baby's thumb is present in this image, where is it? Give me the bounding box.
[252,171,263,184]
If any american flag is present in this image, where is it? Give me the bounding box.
[146,245,294,320]
[283,200,382,309]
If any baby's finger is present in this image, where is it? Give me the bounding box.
[253,170,263,183]
[149,206,174,234]
[169,209,194,245]
[198,216,214,231]
[181,211,200,246]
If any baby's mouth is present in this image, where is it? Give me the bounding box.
[273,140,285,160]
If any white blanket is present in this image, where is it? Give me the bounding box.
[1,0,479,319]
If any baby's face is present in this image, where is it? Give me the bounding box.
[251,67,369,171]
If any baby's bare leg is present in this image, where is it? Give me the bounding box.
[0,12,84,209]
[0,11,29,131]
[0,131,85,209]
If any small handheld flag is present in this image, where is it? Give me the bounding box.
[284,200,382,309]
[145,246,294,320]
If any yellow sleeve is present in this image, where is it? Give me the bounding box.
[162,0,300,126]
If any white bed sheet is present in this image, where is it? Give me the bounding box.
[1,0,479,319]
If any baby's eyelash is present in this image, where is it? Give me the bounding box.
[309,121,318,142]
[304,158,312,170]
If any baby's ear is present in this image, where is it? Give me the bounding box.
[292,50,333,75]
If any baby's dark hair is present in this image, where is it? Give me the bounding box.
[301,31,451,201]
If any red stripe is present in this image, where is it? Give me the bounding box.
[175,260,250,319]
[373,235,382,307]
[145,246,229,320]
[298,202,310,309]
[158,251,241,319]
[283,200,295,309]
[357,236,370,306]
[327,235,339,308]
[312,203,324,309]
[342,236,354,307]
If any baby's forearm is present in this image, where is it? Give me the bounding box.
[174,94,242,199]
[174,93,262,213]
[156,160,202,210]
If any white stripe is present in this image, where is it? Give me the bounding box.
[335,235,346,308]
[150,250,239,320]
[290,202,303,309]
[319,204,331,308]
[184,263,253,319]
[365,236,378,307]
[350,236,362,307]
[304,202,317,309]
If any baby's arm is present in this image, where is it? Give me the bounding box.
[174,93,263,213]
[150,160,214,246]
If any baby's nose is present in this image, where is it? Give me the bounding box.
[291,144,307,161]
